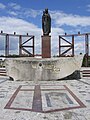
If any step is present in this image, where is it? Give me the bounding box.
[82,75,90,77]
[82,72,90,74]
[0,73,7,76]
[82,70,90,72]
[81,69,90,77]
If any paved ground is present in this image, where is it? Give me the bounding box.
[0,75,90,120]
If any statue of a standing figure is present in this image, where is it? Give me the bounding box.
[42,9,51,36]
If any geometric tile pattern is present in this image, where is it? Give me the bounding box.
[4,85,86,113]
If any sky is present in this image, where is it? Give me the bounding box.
[0,0,90,56]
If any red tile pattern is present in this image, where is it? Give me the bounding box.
[4,85,86,113]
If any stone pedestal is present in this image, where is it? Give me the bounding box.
[5,55,83,81]
[42,36,51,58]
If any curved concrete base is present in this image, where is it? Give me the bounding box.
[5,55,83,81]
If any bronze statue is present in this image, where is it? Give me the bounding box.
[42,9,51,36]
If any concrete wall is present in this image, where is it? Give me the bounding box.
[5,55,83,81]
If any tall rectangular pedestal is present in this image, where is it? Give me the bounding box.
[42,36,51,58]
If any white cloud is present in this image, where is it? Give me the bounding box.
[74,42,85,54]
[51,10,90,27]
[6,2,90,28]
[6,4,90,28]
[8,11,18,16]
[51,27,64,35]
[0,3,6,9]
[86,4,90,12]
[7,3,42,18]
[8,3,21,10]
[24,9,42,18]
[87,4,90,7]
[0,16,40,34]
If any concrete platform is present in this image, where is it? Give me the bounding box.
[5,55,83,81]
[0,75,90,120]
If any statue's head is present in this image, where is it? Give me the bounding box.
[43,11,45,15]
[45,8,48,14]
